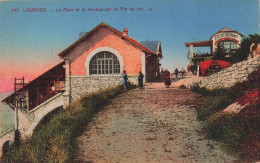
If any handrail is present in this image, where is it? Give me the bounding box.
[0,124,15,137]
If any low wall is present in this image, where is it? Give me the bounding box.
[70,75,138,100]
[18,93,63,139]
[188,56,260,89]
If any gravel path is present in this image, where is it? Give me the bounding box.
[75,79,235,162]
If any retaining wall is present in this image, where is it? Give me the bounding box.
[18,93,63,140]
[70,75,138,100]
[0,131,14,158]
[188,56,260,89]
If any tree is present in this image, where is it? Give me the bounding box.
[231,34,260,64]
[212,43,228,61]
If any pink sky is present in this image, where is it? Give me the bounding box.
[0,58,61,93]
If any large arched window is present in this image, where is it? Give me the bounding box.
[219,40,237,52]
[89,51,120,75]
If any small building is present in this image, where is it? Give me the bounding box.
[185,27,243,67]
[59,23,162,101]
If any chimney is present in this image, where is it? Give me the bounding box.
[123,28,128,36]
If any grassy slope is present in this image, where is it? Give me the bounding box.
[3,83,136,162]
[191,67,260,161]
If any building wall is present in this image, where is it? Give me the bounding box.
[211,31,242,51]
[146,55,159,81]
[70,75,138,100]
[18,93,63,139]
[65,27,143,76]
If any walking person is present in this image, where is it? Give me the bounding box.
[181,68,185,78]
[164,68,171,88]
[160,68,164,78]
[122,70,128,92]
[138,71,144,89]
[175,68,179,78]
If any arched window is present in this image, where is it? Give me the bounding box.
[89,51,120,75]
[219,40,237,52]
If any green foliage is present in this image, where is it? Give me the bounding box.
[191,70,260,160]
[212,43,228,61]
[231,34,260,64]
[3,83,137,162]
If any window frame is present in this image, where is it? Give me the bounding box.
[89,51,120,75]
[219,40,237,52]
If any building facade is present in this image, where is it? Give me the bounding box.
[59,23,162,101]
[185,27,243,67]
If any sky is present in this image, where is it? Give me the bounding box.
[0,0,259,93]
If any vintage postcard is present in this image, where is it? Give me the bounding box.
[0,0,259,162]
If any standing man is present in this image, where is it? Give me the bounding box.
[181,68,185,78]
[138,71,144,89]
[175,68,179,78]
[122,70,128,92]
[160,68,164,78]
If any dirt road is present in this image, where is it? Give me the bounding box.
[75,79,235,162]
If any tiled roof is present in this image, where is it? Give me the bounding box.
[140,41,159,53]
[58,23,156,58]
[218,27,235,32]
[1,61,65,104]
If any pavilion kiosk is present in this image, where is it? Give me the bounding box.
[185,27,243,68]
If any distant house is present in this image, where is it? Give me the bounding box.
[185,27,243,67]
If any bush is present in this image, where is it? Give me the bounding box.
[230,34,260,64]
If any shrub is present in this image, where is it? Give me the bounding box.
[230,34,260,64]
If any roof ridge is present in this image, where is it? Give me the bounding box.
[58,23,156,57]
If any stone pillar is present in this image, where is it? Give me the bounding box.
[189,45,194,65]
[142,51,146,82]
[14,106,18,130]
[63,59,71,107]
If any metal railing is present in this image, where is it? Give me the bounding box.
[0,124,15,138]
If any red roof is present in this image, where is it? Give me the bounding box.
[1,61,65,104]
[185,40,212,47]
[58,23,156,58]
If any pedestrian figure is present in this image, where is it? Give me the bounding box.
[160,68,164,78]
[122,70,128,92]
[190,65,195,74]
[164,69,171,88]
[181,68,185,78]
[175,68,179,78]
[138,71,144,89]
